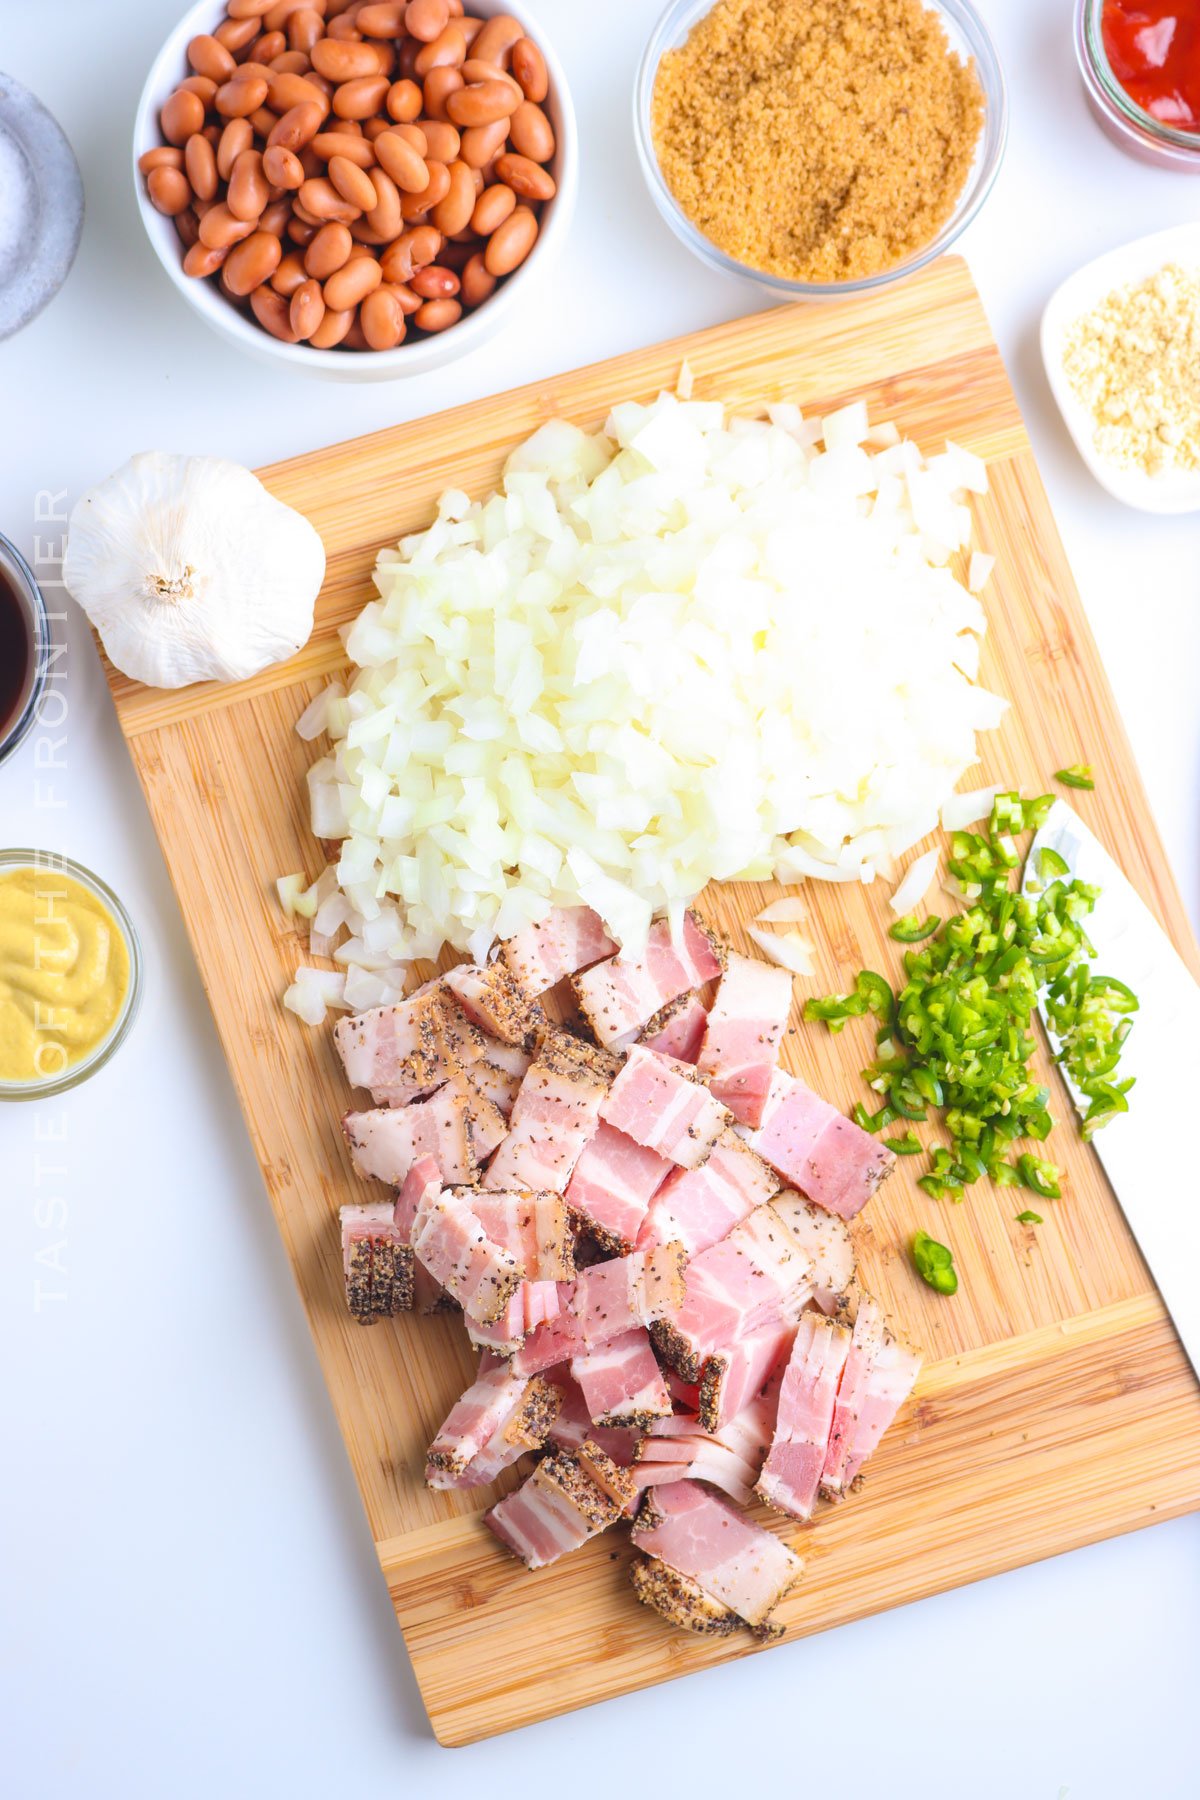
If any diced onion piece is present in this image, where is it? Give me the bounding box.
[968,552,995,593]
[754,895,810,924]
[276,873,307,918]
[941,784,1002,831]
[283,966,348,1025]
[748,925,814,976]
[889,847,940,916]
[295,681,346,742]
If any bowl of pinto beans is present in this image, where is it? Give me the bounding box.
[133,0,577,379]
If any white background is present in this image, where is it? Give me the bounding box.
[2,2,1198,1794]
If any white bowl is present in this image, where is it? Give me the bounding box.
[1041,222,1200,515]
[132,0,577,382]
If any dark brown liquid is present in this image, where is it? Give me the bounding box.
[0,564,32,738]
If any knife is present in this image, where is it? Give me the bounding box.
[1024,800,1200,1380]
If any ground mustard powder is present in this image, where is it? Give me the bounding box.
[651,0,985,284]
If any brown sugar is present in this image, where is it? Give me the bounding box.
[651,0,985,284]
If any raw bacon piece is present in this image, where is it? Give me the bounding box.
[425,1358,563,1489]
[696,952,793,1129]
[600,1045,729,1169]
[756,1312,853,1521]
[334,985,485,1107]
[821,1296,921,1499]
[409,1185,524,1324]
[485,1442,636,1569]
[632,1426,760,1508]
[502,905,617,996]
[339,1203,414,1323]
[544,1371,641,1466]
[570,1327,673,1428]
[768,1190,857,1317]
[572,910,725,1048]
[483,1030,618,1194]
[342,1076,507,1187]
[466,1191,576,1282]
[639,990,709,1064]
[509,1295,581,1376]
[628,1557,742,1637]
[630,1480,802,1638]
[393,1155,441,1239]
[564,1121,670,1253]
[638,1127,778,1257]
[467,1038,532,1119]
[697,1319,796,1433]
[653,1203,813,1383]
[572,1246,687,1349]
[750,1072,894,1220]
[443,960,546,1048]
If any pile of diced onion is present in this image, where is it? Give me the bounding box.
[283,385,1006,1022]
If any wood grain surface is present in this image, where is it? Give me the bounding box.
[101,258,1200,1745]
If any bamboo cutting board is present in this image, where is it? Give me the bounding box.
[103,258,1200,1745]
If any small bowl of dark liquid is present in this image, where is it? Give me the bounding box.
[0,534,49,769]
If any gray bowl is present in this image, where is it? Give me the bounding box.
[0,72,84,341]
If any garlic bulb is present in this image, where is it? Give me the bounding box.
[63,451,325,688]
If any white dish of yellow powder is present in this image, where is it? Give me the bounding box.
[1042,222,1200,515]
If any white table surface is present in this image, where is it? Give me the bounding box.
[2,3,1198,1793]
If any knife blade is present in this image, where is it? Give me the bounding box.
[1024,800,1200,1380]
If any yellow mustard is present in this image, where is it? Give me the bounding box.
[0,866,129,1084]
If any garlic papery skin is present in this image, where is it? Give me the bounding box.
[63,452,326,688]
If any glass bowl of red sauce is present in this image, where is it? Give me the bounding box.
[1077,0,1200,168]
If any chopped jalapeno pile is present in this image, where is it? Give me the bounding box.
[804,789,1138,1208]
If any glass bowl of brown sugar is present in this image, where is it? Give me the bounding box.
[635,0,1007,301]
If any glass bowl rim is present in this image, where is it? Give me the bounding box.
[633,0,1009,300]
[1075,0,1200,156]
[0,849,143,1101]
[0,534,51,770]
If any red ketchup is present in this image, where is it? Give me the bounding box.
[1102,1,1200,127]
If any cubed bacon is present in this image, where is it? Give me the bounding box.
[484,1030,618,1194]
[466,1190,575,1282]
[768,1190,858,1317]
[509,1293,581,1375]
[821,1295,921,1499]
[630,1480,802,1638]
[600,1045,729,1169]
[409,1185,524,1324]
[467,1038,532,1119]
[426,1357,563,1489]
[633,1435,760,1508]
[339,1203,414,1323]
[697,1319,796,1433]
[572,1245,688,1349]
[652,1203,813,1383]
[572,910,725,1048]
[756,1312,853,1521]
[638,1127,778,1257]
[628,1556,742,1637]
[393,1155,442,1239]
[485,1441,635,1570]
[442,960,546,1048]
[544,1370,641,1466]
[639,990,709,1064]
[334,985,485,1107]
[342,1075,508,1187]
[564,1121,671,1253]
[696,952,793,1129]
[750,1071,894,1220]
[465,1292,527,1357]
[570,1327,673,1428]
[649,1365,783,1476]
[502,905,617,996]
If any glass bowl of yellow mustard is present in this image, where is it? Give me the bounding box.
[0,849,142,1100]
